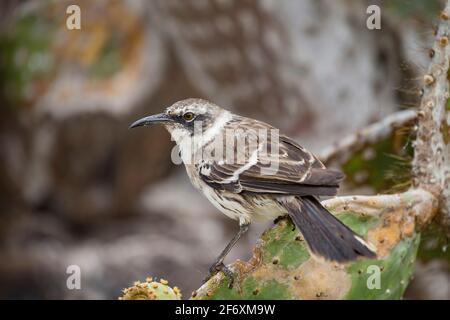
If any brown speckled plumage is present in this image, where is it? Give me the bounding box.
[130,98,376,284]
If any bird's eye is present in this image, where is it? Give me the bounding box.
[183,112,195,122]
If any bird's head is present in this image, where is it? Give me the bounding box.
[129,98,228,141]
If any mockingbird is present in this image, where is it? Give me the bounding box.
[130,98,376,286]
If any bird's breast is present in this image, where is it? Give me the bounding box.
[185,165,286,224]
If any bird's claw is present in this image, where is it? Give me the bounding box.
[204,262,235,288]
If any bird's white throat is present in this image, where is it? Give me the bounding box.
[166,111,232,164]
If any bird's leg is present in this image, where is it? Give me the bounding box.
[204,223,250,288]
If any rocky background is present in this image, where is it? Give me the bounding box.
[0,0,448,299]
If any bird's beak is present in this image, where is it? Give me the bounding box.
[129,113,173,129]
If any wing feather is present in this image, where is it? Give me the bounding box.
[198,117,344,196]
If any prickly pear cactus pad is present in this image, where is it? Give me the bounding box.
[120,277,182,300]
[191,190,435,300]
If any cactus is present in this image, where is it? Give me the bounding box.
[120,277,182,300]
[118,190,434,300]
[191,190,433,300]
[191,221,418,300]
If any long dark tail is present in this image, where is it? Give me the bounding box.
[281,196,376,262]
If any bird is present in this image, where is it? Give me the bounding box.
[130,98,376,286]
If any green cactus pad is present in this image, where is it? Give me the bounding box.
[192,210,420,300]
[345,232,420,299]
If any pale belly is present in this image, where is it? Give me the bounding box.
[186,165,287,225]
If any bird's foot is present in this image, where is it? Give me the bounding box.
[203,262,235,288]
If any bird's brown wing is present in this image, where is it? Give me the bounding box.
[198,118,344,196]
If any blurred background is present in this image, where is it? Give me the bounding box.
[0,0,448,299]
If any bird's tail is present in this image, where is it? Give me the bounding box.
[280,196,376,263]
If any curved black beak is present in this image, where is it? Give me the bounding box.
[129,113,173,129]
